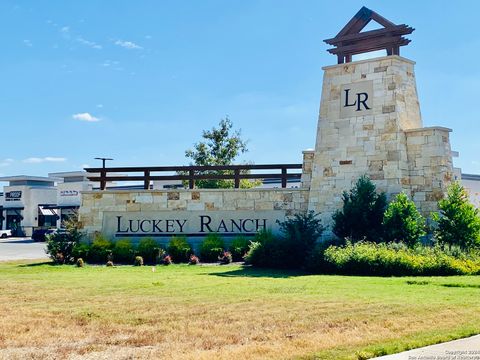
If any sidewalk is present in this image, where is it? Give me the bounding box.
[373,334,480,359]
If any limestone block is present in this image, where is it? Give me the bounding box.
[153,194,168,204]
[126,203,141,212]
[186,202,205,211]
[167,192,180,200]
[167,200,187,210]
[234,199,255,210]
[134,194,153,204]
[255,201,274,210]
[179,192,192,201]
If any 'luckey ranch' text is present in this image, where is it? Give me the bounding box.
[115,215,269,236]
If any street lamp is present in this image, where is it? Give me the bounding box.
[94,157,113,168]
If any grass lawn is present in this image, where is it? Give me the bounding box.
[0,261,479,359]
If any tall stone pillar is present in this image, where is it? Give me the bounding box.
[307,55,453,225]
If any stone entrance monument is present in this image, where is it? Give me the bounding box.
[79,7,455,240]
[306,7,454,224]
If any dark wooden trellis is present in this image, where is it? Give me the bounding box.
[324,6,414,64]
[85,164,303,190]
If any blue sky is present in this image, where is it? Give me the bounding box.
[1,0,479,182]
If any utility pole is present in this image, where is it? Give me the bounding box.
[94,157,113,168]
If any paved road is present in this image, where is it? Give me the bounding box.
[373,334,480,359]
[0,237,48,261]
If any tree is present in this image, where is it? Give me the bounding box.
[432,182,480,250]
[185,117,257,188]
[332,175,387,242]
[382,192,426,247]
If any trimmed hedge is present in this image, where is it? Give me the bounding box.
[319,242,480,276]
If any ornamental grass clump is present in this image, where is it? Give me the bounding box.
[76,258,85,267]
[134,256,144,266]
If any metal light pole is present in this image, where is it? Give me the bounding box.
[94,157,113,168]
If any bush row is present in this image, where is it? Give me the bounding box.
[310,241,480,276]
[68,234,251,265]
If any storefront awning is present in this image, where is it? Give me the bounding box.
[41,205,79,210]
[39,206,58,216]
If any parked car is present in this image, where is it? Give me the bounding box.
[31,228,58,242]
[0,229,12,238]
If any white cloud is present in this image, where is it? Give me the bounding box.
[114,39,142,50]
[23,39,32,47]
[72,112,100,122]
[0,159,13,167]
[96,104,103,108]
[60,26,70,33]
[23,157,67,164]
[77,36,102,50]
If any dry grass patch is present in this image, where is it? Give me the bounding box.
[0,262,478,359]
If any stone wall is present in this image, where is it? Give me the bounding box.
[80,188,309,241]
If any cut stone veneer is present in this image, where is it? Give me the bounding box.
[80,188,309,236]
[308,55,453,225]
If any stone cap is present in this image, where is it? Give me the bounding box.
[404,126,452,134]
[302,149,315,154]
[81,188,310,195]
[322,55,415,70]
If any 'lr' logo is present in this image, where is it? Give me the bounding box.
[344,89,371,111]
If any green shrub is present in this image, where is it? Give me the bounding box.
[277,211,325,269]
[87,235,114,264]
[200,233,225,262]
[167,236,193,263]
[305,237,346,273]
[72,243,90,261]
[332,175,387,242]
[383,192,426,247]
[229,236,250,262]
[112,239,135,264]
[134,256,144,266]
[244,230,282,267]
[320,241,480,276]
[137,238,162,265]
[45,213,83,264]
[433,182,480,250]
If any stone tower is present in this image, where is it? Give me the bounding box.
[307,7,454,225]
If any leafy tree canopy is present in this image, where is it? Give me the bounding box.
[185,117,257,188]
